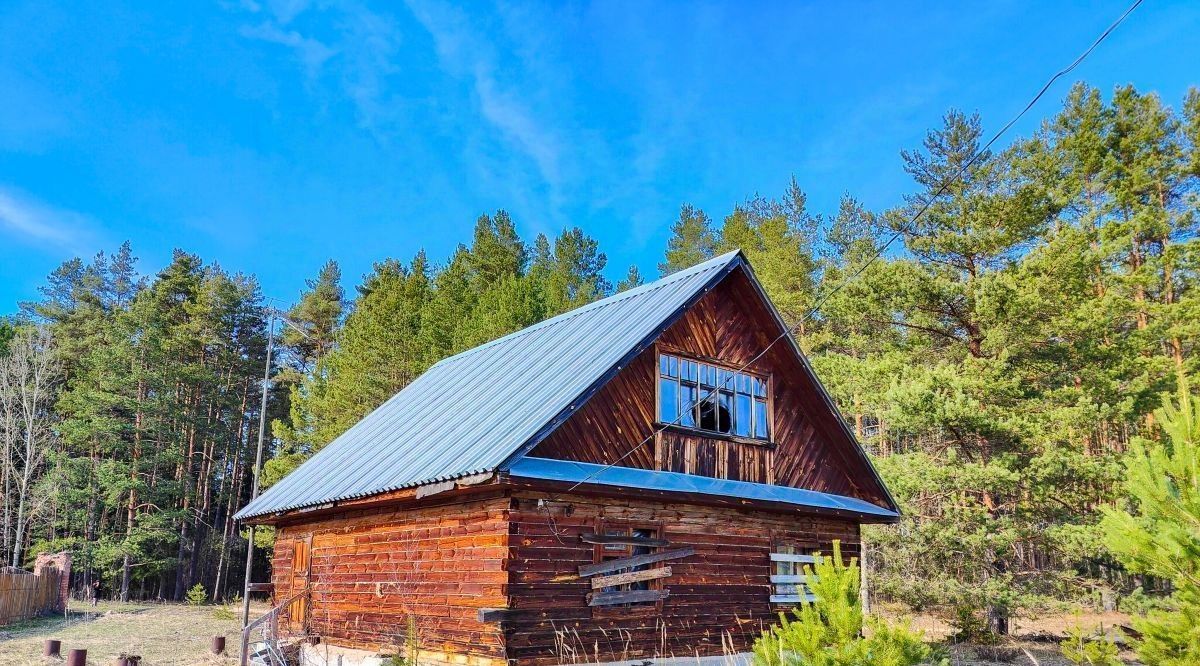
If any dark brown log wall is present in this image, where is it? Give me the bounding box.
[531,266,889,505]
[502,490,861,665]
[271,496,511,666]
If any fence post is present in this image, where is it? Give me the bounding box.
[241,626,251,666]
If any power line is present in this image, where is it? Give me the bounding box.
[547,0,1144,502]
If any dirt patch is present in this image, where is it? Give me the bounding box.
[877,608,1140,666]
[0,600,265,666]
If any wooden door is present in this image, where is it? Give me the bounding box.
[289,535,311,626]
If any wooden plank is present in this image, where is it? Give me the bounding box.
[588,589,669,607]
[770,594,817,604]
[477,608,514,623]
[590,567,672,590]
[769,553,816,563]
[580,533,670,548]
[769,574,808,584]
[578,547,695,577]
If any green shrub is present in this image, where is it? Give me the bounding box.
[948,605,999,645]
[212,605,236,621]
[1060,624,1121,666]
[185,583,207,606]
[750,541,939,666]
[1117,587,1174,615]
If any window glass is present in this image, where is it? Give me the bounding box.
[682,360,696,382]
[659,353,768,439]
[736,373,751,394]
[680,383,698,427]
[735,393,752,436]
[659,377,678,423]
[754,399,769,438]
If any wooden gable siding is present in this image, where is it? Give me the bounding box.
[271,495,510,665]
[657,429,773,483]
[530,267,888,505]
[502,491,860,664]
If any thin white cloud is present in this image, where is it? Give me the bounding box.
[240,22,337,77]
[232,1,406,139]
[404,0,567,222]
[473,70,561,189]
[0,188,96,254]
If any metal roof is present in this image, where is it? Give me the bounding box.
[234,251,744,521]
[508,457,900,522]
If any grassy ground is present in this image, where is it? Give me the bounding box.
[0,602,1141,665]
[0,600,264,666]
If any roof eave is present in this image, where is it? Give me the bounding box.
[504,457,901,524]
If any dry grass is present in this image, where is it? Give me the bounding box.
[0,602,1145,666]
[0,600,266,666]
[877,607,1140,666]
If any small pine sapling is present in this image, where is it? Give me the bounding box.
[1060,624,1121,666]
[186,583,207,606]
[751,541,938,666]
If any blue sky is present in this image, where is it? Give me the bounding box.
[1,1,1197,312]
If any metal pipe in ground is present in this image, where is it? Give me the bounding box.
[212,635,226,654]
[66,648,86,666]
[43,639,61,657]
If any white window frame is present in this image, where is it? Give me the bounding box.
[769,550,817,604]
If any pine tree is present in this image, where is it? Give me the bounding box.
[294,254,432,449]
[453,274,546,350]
[615,265,644,293]
[0,321,13,356]
[468,211,526,290]
[716,188,819,329]
[1102,375,1200,664]
[659,204,716,275]
[855,110,1057,633]
[538,227,610,314]
[750,542,931,666]
[284,260,344,370]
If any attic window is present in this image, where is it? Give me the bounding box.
[658,353,769,440]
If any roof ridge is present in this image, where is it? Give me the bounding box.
[433,250,742,367]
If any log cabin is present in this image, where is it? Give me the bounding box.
[234,250,899,665]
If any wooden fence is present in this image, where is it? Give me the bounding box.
[0,568,63,625]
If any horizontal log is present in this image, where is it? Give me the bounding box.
[770,594,817,604]
[769,553,815,563]
[247,582,275,593]
[588,589,669,607]
[591,567,672,590]
[477,608,513,623]
[578,547,695,577]
[580,533,671,548]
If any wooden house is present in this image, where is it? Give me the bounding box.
[234,250,899,665]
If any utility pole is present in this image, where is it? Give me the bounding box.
[241,311,275,629]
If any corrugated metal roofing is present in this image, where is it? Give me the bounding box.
[234,251,743,521]
[508,457,900,522]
